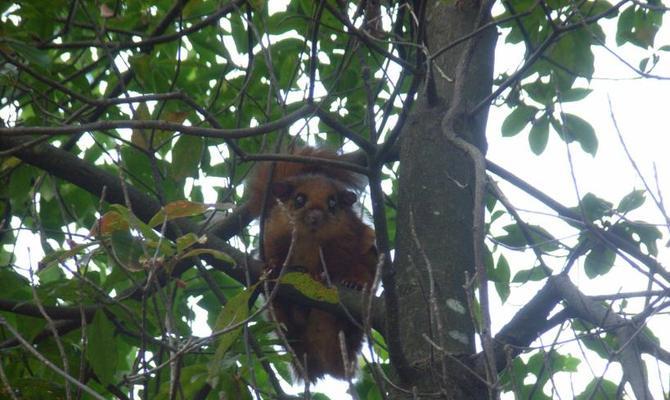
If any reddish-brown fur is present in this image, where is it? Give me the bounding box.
[247,148,376,382]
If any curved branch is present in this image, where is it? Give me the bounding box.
[477,273,670,386]
[552,275,655,399]
[0,299,97,321]
[0,104,318,140]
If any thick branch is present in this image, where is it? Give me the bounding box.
[0,299,97,321]
[483,277,562,372]
[477,273,669,395]
[553,275,654,400]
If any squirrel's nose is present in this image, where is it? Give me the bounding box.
[305,209,325,229]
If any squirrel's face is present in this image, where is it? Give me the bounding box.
[272,176,357,236]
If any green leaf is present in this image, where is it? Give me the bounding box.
[617,190,646,213]
[501,105,539,137]
[266,10,309,35]
[171,135,203,181]
[549,30,595,80]
[616,6,635,46]
[584,244,616,278]
[495,282,511,303]
[498,256,511,284]
[562,355,581,372]
[628,221,662,256]
[485,246,495,277]
[0,378,65,399]
[574,193,613,222]
[154,364,210,400]
[496,223,558,252]
[575,379,619,400]
[490,210,505,222]
[499,357,526,392]
[641,325,660,345]
[371,330,389,361]
[529,114,550,155]
[107,205,173,256]
[7,42,51,69]
[560,88,593,102]
[512,266,549,283]
[35,259,65,284]
[616,6,662,48]
[492,254,511,283]
[219,370,253,399]
[639,57,649,72]
[38,243,97,270]
[0,267,30,299]
[208,286,255,387]
[580,0,617,18]
[229,14,249,53]
[128,54,155,92]
[176,233,200,253]
[496,224,526,248]
[87,311,118,386]
[562,114,598,155]
[523,81,553,104]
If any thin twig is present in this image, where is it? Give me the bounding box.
[28,266,73,400]
[0,317,107,400]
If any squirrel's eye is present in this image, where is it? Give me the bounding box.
[327,196,337,211]
[295,194,306,208]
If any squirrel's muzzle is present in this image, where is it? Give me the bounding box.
[304,209,325,230]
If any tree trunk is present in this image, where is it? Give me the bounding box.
[389,0,497,397]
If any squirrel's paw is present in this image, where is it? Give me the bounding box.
[339,280,364,291]
[287,265,308,274]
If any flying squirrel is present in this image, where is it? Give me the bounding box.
[247,146,377,381]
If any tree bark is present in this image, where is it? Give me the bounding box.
[389,0,497,397]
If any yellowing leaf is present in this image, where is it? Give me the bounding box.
[176,233,200,252]
[38,243,97,269]
[96,210,129,236]
[148,200,209,227]
[279,272,339,304]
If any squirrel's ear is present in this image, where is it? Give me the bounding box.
[271,182,293,200]
[339,190,357,206]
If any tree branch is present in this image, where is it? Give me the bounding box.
[477,273,669,394]
[488,160,670,284]
[0,104,318,140]
[552,275,654,399]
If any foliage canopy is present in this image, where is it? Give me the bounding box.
[0,0,669,399]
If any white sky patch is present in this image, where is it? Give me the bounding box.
[486,13,670,398]
[187,295,212,337]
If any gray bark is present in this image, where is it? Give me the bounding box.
[389,0,497,397]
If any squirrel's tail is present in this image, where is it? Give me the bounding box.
[246,147,365,216]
